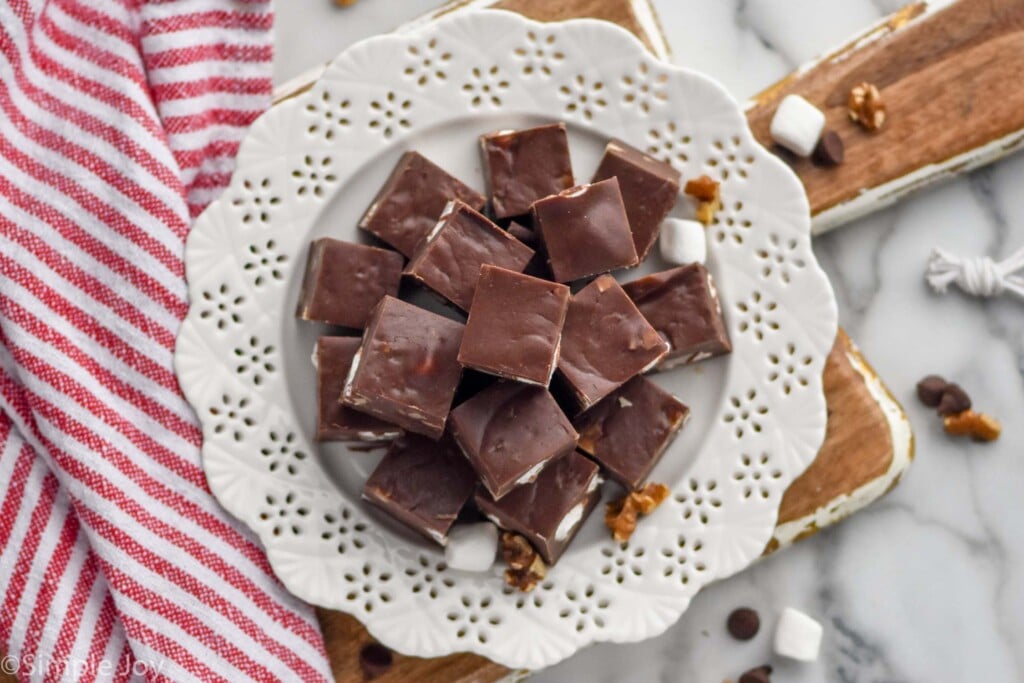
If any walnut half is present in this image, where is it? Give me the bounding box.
[500,532,547,592]
[943,409,1001,442]
[848,82,886,132]
[605,483,671,542]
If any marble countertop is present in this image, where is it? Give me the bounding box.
[275,2,1024,681]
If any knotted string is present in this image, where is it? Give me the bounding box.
[926,247,1024,300]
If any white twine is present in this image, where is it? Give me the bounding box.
[925,246,1024,300]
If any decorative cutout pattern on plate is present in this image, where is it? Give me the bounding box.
[405,38,451,87]
[513,30,563,77]
[619,61,668,115]
[175,11,837,670]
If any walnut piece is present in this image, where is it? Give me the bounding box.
[634,482,670,512]
[605,483,671,542]
[695,196,722,226]
[605,496,639,542]
[500,532,547,592]
[685,175,720,202]
[684,175,722,226]
[943,409,1001,442]
[500,532,534,570]
[505,556,546,593]
[848,82,886,132]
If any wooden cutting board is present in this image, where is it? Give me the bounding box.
[745,0,1024,233]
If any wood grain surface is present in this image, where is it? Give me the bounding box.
[745,0,1024,231]
[777,332,895,524]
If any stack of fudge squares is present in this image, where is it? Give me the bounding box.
[298,123,732,572]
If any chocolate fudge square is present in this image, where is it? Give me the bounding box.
[476,451,602,565]
[480,123,574,219]
[315,337,402,442]
[449,382,577,500]
[532,178,639,282]
[363,434,476,545]
[342,296,464,439]
[506,221,537,248]
[296,238,403,329]
[404,200,534,311]
[622,263,732,369]
[359,151,486,257]
[592,139,681,260]
[558,275,669,410]
[458,265,570,385]
[574,377,689,490]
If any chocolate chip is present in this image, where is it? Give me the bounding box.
[812,130,844,167]
[937,383,972,416]
[738,665,773,683]
[916,375,948,407]
[726,607,761,640]
[359,642,393,679]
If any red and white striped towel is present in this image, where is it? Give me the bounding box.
[0,1,332,681]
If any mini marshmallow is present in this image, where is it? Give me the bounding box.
[444,522,498,572]
[659,217,706,265]
[769,95,825,157]
[773,607,823,661]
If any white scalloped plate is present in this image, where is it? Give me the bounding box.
[175,10,837,670]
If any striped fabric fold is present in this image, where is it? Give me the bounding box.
[0,0,331,681]
[0,414,139,683]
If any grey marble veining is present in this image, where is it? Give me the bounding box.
[274,3,1024,681]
